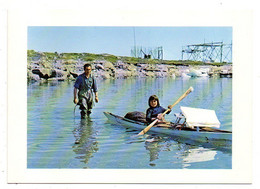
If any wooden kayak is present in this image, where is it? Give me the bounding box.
[103,112,232,144]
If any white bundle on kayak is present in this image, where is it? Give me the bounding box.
[180,106,221,128]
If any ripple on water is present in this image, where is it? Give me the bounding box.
[27,78,232,169]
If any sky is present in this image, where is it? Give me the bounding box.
[28,26,232,60]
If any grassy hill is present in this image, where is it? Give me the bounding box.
[27,50,230,66]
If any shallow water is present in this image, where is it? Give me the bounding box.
[27,77,232,169]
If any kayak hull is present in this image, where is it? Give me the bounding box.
[104,112,232,144]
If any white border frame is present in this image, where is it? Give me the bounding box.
[7,9,252,183]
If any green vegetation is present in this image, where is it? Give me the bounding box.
[120,57,140,64]
[81,53,107,62]
[103,55,118,63]
[208,62,229,66]
[44,52,58,60]
[27,50,232,66]
[28,50,36,56]
[27,50,40,60]
[60,53,80,60]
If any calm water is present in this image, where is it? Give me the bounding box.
[27,77,232,169]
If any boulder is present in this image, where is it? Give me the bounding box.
[128,64,137,71]
[146,72,155,77]
[27,71,40,82]
[103,61,115,70]
[95,64,104,70]
[54,69,67,80]
[32,69,56,79]
[98,71,110,79]
[103,73,110,79]
[70,72,79,78]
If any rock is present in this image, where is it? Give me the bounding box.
[181,73,191,79]
[54,69,67,80]
[95,64,104,70]
[115,69,137,78]
[27,50,232,82]
[170,73,176,78]
[115,69,125,78]
[128,64,137,71]
[32,74,40,81]
[103,61,115,70]
[32,69,56,79]
[146,72,155,77]
[130,70,138,77]
[100,72,110,79]
[27,71,40,82]
[137,70,147,78]
[70,72,79,78]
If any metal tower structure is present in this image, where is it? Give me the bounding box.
[181,42,232,63]
[131,46,163,60]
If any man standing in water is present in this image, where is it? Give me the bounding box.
[73,64,99,119]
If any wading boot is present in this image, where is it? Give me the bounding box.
[81,111,86,119]
[87,110,92,115]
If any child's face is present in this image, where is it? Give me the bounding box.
[150,99,158,108]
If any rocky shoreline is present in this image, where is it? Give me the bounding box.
[27,50,232,82]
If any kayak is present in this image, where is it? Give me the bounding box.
[103,111,232,144]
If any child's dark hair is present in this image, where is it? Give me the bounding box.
[148,95,160,107]
[84,63,92,70]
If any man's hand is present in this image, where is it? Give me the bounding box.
[95,96,99,103]
[73,98,78,104]
[73,88,78,104]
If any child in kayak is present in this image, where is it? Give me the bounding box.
[146,95,172,123]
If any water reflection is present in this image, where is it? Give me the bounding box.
[170,135,232,153]
[182,147,217,168]
[72,118,99,164]
[143,135,231,168]
[144,136,173,166]
[145,136,163,162]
